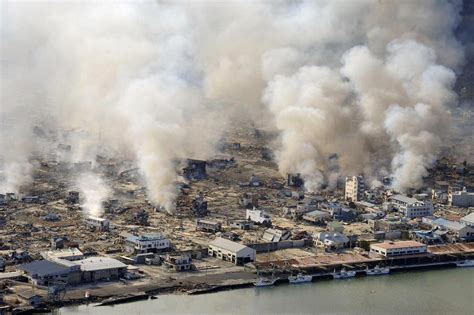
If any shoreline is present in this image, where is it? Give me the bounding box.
[49,261,467,311]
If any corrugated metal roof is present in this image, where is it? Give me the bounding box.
[461,212,474,225]
[209,237,252,253]
[433,218,467,231]
[391,195,419,205]
[73,257,126,271]
[18,260,70,277]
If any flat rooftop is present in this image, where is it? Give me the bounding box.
[73,257,126,272]
[391,195,419,205]
[371,241,426,250]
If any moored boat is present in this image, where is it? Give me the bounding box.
[332,268,356,279]
[288,273,312,284]
[456,259,474,267]
[366,265,390,276]
[254,277,277,287]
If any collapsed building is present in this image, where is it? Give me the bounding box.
[192,192,208,216]
[196,219,221,233]
[183,159,207,181]
[287,173,304,188]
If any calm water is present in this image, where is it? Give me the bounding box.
[57,268,473,315]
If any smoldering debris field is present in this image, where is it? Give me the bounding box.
[1,1,473,210]
[0,1,473,309]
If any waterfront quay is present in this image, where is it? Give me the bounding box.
[250,243,474,277]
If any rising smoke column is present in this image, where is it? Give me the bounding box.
[341,39,456,191]
[261,0,463,191]
[0,0,466,203]
[0,2,222,211]
[76,173,111,217]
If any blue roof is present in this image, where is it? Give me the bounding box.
[18,260,70,277]
[127,234,166,243]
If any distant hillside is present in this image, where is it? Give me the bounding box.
[455,0,474,105]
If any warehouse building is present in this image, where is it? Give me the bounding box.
[18,260,80,285]
[73,257,127,282]
[208,238,256,265]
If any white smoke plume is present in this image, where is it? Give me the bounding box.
[76,173,111,217]
[261,1,463,192]
[0,1,223,211]
[0,1,466,206]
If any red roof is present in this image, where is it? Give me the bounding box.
[371,241,425,250]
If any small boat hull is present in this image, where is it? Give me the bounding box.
[366,267,390,276]
[456,260,474,267]
[288,275,312,284]
[254,278,277,287]
[332,271,356,279]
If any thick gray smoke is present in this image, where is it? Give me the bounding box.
[0,1,466,206]
[0,1,223,211]
[261,1,463,191]
[76,173,111,217]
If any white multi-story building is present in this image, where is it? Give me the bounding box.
[84,216,110,231]
[345,176,365,202]
[125,234,170,254]
[448,188,474,207]
[370,241,427,257]
[390,195,434,219]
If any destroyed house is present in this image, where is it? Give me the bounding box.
[192,193,208,216]
[196,219,221,233]
[320,203,356,222]
[239,193,258,209]
[162,254,192,271]
[17,290,43,308]
[303,210,331,224]
[67,191,79,204]
[230,220,253,230]
[183,159,207,180]
[410,230,445,245]
[22,195,39,203]
[287,173,304,187]
[262,228,291,242]
[246,209,272,226]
